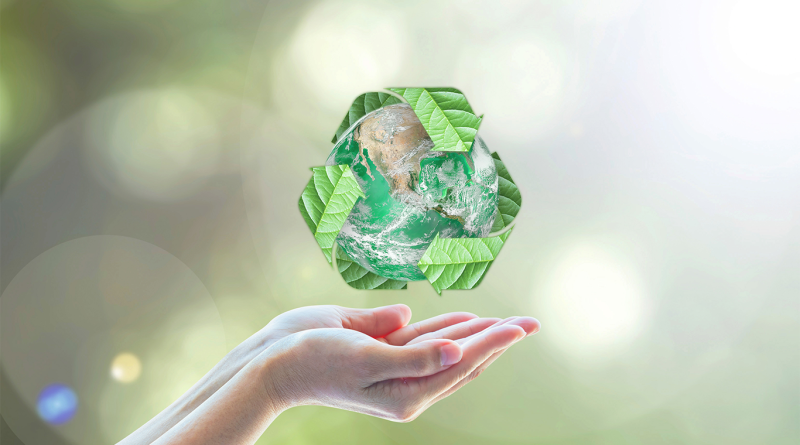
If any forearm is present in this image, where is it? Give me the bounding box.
[117,327,281,445]
[150,348,287,445]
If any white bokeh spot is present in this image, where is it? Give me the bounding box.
[84,89,223,201]
[456,36,565,142]
[536,245,652,362]
[285,0,408,112]
[728,0,800,76]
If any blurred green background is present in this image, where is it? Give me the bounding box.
[1,0,798,444]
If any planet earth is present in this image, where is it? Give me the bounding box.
[326,103,499,281]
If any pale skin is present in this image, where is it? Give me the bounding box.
[118,305,540,445]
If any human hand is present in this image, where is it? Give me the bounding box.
[135,305,539,445]
[260,310,540,422]
[120,304,491,444]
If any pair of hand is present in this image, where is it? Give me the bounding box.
[128,304,539,444]
[260,304,540,422]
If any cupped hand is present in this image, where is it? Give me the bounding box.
[226,304,476,384]
[261,309,540,422]
[263,304,472,343]
[132,305,539,445]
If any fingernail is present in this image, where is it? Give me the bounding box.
[440,343,462,366]
[512,327,527,343]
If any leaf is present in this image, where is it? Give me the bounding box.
[298,165,365,263]
[489,152,522,233]
[387,87,482,152]
[417,228,513,295]
[331,92,404,144]
[334,247,407,290]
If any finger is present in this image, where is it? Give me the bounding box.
[367,339,463,380]
[417,324,525,396]
[429,319,540,405]
[453,317,516,345]
[405,317,501,346]
[500,317,539,336]
[338,304,412,338]
[455,317,540,345]
[424,347,510,409]
[383,312,478,346]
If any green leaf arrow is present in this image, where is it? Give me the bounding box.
[334,247,407,290]
[298,165,365,264]
[417,228,513,295]
[489,152,522,233]
[331,92,404,144]
[387,87,482,152]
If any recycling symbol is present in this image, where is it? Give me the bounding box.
[298,88,521,294]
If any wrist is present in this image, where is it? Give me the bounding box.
[253,335,298,413]
[220,326,283,374]
[174,327,284,412]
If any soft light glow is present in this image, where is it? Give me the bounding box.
[455,36,564,141]
[85,89,221,201]
[573,0,642,22]
[286,0,407,112]
[536,246,651,361]
[37,384,78,425]
[728,0,800,76]
[110,352,142,383]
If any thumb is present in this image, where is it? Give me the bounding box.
[370,340,463,381]
[339,304,412,338]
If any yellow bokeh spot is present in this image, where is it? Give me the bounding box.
[110,352,142,384]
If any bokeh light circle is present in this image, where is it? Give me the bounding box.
[36,384,78,425]
[84,89,223,201]
[455,35,565,142]
[535,244,652,362]
[1,236,226,444]
[110,352,142,384]
[277,0,408,114]
[728,0,800,76]
[2,88,249,442]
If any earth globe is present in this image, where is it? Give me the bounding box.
[326,103,499,282]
